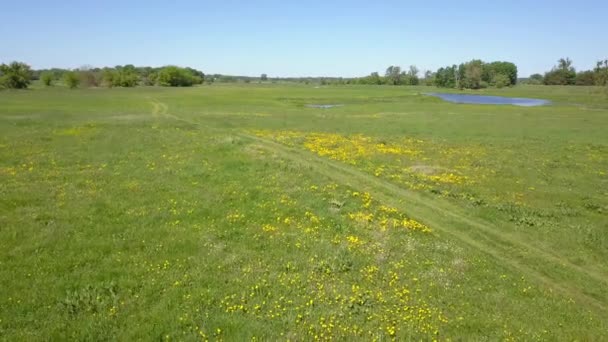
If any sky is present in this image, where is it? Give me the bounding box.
[1,0,607,77]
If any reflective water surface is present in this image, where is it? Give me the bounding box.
[427,93,550,106]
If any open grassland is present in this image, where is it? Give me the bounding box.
[1,84,607,340]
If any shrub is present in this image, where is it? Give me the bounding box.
[0,61,33,89]
[41,72,53,86]
[157,66,196,87]
[493,74,511,88]
[64,71,80,89]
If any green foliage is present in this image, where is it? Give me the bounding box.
[64,71,80,89]
[458,60,484,89]
[41,72,53,87]
[78,69,100,87]
[102,65,139,88]
[402,65,419,85]
[575,70,596,86]
[261,73,268,81]
[157,66,200,87]
[101,68,117,88]
[483,61,518,86]
[358,72,383,85]
[544,58,576,85]
[492,74,511,88]
[184,67,204,85]
[423,71,435,86]
[0,61,33,89]
[524,74,544,85]
[594,59,608,86]
[436,60,517,89]
[435,65,457,88]
[384,66,402,85]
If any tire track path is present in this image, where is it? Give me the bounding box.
[238,132,608,314]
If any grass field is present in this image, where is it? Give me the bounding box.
[1,84,607,340]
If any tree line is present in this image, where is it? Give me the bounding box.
[353,61,517,89]
[356,65,421,86]
[0,62,206,89]
[431,60,518,89]
[524,58,608,86]
[3,58,607,90]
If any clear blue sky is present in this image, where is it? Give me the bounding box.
[1,0,607,77]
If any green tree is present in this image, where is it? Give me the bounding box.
[459,60,489,89]
[157,66,197,87]
[483,61,517,86]
[405,65,419,85]
[115,65,139,87]
[0,61,33,89]
[423,70,434,86]
[459,60,484,89]
[41,72,53,86]
[261,74,268,81]
[102,68,117,87]
[435,66,457,88]
[384,66,402,85]
[575,70,595,86]
[594,59,608,86]
[544,58,576,85]
[64,71,80,89]
[369,72,382,85]
[528,74,544,85]
[493,74,510,88]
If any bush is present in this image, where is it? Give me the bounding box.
[575,71,595,86]
[157,66,197,87]
[79,70,100,87]
[493,74,511,88]
[41,72,53,86]
[0,61,33,89]
[142,72,157,86]
[64,72,80,89]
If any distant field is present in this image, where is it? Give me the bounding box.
[1,84,607,340]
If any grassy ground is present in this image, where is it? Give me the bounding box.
[1,84,607,340]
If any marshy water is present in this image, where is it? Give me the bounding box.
[306,104,344,109]
[427,93,550,106]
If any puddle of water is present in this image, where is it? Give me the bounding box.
[306,104,343,109]
[427,93,550,107]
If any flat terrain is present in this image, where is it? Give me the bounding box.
[1,84,607,340]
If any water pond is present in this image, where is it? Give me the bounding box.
[427,93,550,107]
[306,104,343,109]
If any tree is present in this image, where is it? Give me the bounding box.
[184,67,204,84]
[64,71,80,89]
[143,72,158,86]
[102,68,117,87]
[405,65,419,85]
[544,58,576,85]
[114,65,139,87]
[459,60,484,89]
[528,74,544,84]
[0,61,33,89]
[435,66,457,88]
[369,72,382,85]
[385,66,402,85]
[558,58,573,71]
[493,74,510,88]
[423,70,434,86]
[261,74,268,81]
[575,71,595,86]
[595,59,608,86]
[157,66,198,87]
[41,72,53,86]
[482,61,517,86]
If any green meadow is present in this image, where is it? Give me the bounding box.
[1,84,607,340]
